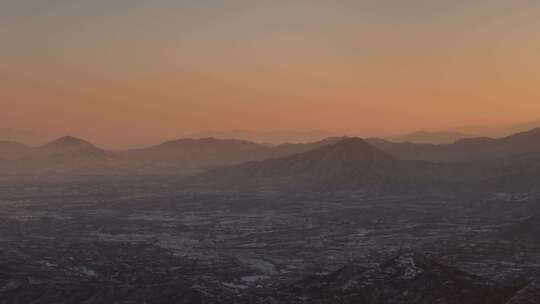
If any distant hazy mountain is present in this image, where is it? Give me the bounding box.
[268,136,347,158]
[0,141,30,160]
[368,128,540,162]
[1,136,114,178]
[120,138,269,172]
[455,120,540,138]
[390,131,475,144]
[4,128,540,180]
[0,135,350,179]
[191,135,540,192]
[192,138,445,191]
[33,136,107,158]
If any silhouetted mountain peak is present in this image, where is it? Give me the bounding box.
[314,137,397,163]
[334,137,374,148]
[43,136,97,150]
[312,136,348,145]
[193,137,406,191]
[35,136,106,161]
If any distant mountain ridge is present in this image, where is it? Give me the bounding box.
[119,137,269,172]
[189,135,540,192]
[0,136,348,179]
[0,136,113,178]
[3,128,540,181]
[368,128,540,162]
[454,119,540,138]
[390,131,475,144]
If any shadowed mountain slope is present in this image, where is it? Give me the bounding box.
[279,251,519,304]
[506,281,540,304]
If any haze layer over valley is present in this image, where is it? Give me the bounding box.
[2,128,540,303]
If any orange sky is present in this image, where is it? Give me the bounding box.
[1,0,540,147]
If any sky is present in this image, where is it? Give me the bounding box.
[1,0,540,148]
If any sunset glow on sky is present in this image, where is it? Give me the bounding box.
[2,0,540,147]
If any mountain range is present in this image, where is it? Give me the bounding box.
[0,136,114,178]
[2,128,540,187]
[0,135,344,179]
[192,138,435,191]
[368,128,540,162]
[389,131,475,145]
[115,136,347,174]
[454,120,540,138]
[191,137,540,192]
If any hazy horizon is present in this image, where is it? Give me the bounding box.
[3,118,540,149]
[2,0,540,148]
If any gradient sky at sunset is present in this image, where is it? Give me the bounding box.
[2,0,540,147]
